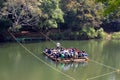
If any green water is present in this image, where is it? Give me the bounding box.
[0,40,120,80]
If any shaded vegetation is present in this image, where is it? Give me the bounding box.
[0,0,120,41]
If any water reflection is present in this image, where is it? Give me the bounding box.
[44,56,88,71]
[58,62,88,71]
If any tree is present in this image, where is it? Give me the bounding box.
[0,0,64,33]
[76,0,104,27]
[96,0,120,15]
[96,0,120,32]
[60,0,104,31]
[1,0,42,31]
[40,0,64,29]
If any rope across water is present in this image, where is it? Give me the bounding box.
[40,32,120,80]
[40,32,119,71]
[9,31,120,80]
[86,70,117,80]
[9,32,76,80]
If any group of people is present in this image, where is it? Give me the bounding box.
[43,42,88,59]
[44,47,88,59]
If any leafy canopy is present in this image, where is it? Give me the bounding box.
[96,0,120,15]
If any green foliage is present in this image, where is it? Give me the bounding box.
[1,0,42,31]
[96,28,106,39]
[0,0,120,41]
[112,32,120,39]
[101,3,120,32]
[61,0,104,31]
[79,27,97,39]
[48,27,107,40]
[78,27,106,39]
[44,19,57,28]
[96,0,120,15]
[41,0,64,28]
[52,8,64,23]
[104,11,120,23]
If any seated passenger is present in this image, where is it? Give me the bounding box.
[82,51,88,57]
[47,49,51,54]
[61,53,65,59]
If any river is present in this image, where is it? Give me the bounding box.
[0,40,120,80]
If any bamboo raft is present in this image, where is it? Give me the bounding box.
[43,51,89,63]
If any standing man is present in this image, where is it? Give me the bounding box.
[56,42,61,48]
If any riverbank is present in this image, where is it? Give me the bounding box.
[111,32,120,40]
[105,32,120,40]
[1,29,120,43]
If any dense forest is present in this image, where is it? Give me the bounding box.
[0,0,120,41]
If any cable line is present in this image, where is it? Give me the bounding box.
[40,31,119,71]
[9,32,76,80]
[90,59,118,71]
[9,31,120,80]
[86,70,117,80]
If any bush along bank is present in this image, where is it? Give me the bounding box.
[111,32,120,40]
[48,27,107,40]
